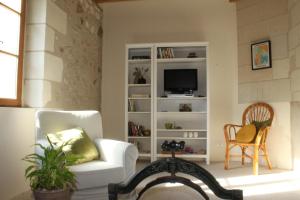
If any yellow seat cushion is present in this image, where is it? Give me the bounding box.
[47,127,99,165]
[235,124,257,143]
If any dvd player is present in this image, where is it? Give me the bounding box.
[167,93,194,97]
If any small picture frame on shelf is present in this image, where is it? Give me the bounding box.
[251,40,272,70]
[179,103,192,112]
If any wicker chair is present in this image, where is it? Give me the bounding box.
[224,102,274,175]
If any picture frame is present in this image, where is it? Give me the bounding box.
[251,40,272,70]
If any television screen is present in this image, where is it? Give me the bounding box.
[164,69,198,93]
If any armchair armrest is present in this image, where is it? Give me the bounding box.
[94,138,138,179]
[224,124,242,142]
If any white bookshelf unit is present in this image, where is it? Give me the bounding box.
[125,45,154,161]
[125,42,209,164]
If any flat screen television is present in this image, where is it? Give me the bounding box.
[164,69,198,94]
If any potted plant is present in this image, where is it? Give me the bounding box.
[23,137,78,200]
[133,67,149,84]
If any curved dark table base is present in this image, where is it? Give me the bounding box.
[108,155,243,200]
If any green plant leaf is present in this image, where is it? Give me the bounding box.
[25,165,36,176]
[23,140,78,191]
[34,143,47,150]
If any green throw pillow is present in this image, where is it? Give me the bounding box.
[236,124,257,143]
[47,127,99,165]
[252,119,272,133]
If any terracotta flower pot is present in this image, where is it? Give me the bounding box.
[33,189,71,200]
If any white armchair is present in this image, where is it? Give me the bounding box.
[35,110,138,200]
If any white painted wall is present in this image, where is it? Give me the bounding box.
[101,0,238,161]
[0,108,35,200]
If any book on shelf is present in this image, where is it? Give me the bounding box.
[128,121,146,136]
[158,47,174,59]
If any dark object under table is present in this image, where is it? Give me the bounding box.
[108,141,243,200]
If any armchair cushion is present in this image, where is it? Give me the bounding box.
[235,124,256,143]
[47,127,100,164]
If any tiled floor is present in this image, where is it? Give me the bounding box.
[136,161,300,200]
[12,161,300,200]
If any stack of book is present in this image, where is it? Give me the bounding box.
[158,47,174,58]
[128,121,144,136]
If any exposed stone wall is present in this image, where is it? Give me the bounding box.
[24,0,103,110]
[237,0,289,103]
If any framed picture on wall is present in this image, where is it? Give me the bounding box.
[251,40,272,70]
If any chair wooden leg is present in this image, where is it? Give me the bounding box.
[253,145,259,175]
[224,143,230,170]
[262,144,272,170]
[241,147,245,165]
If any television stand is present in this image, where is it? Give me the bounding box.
[167,93,194,98]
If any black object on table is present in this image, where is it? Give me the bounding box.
[108,141,243,200]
